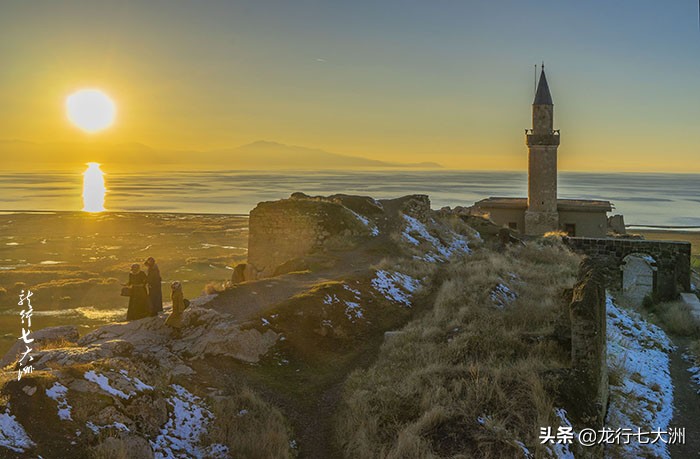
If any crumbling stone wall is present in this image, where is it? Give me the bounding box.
[564,237,691,300]
[243,193,432,281]
[569,258,608,431]
[246,196,362,279]
[550,258,609,459]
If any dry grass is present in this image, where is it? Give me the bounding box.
[373,255,438,288]
[543,230,569,239]
[90,436,129,459]
[608,348,631,388]
[205,387,296,458]
[33,336,78,352]
[649,301,700,337]
[204,280,232,295]
[336,240,581,458]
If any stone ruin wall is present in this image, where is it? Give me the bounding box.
[569,259,608,432]
[564,237,691,300]
[245,198,358,279]
[241,193,433,281]
[552,258,608,459]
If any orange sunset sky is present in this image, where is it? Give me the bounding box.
[1,1,699,172]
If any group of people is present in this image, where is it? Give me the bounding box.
[124,257,185,330]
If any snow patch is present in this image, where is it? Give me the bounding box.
[371,270,419,307]
[344,301,363,321]
[151,384,228,459]
[342,284,364,322]
[547,408,576,459]
[46,382,72,421]
[84,370,152,400]
[118,369,154,392]
[605,294,674,459]
[689,366,700,392]
[343,284,361,297]
[490,283,517,309]
[84,370,131,399]
[685,352,700,393]
[401,214,471,261]
[85,420,129,433]
[515,440,533,458]
[0,409,35,453]
[323,294,339,305]
[348,209,379,236]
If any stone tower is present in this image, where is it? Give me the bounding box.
[524,65,560,235]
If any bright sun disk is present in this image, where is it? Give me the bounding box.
[66,89,116,133]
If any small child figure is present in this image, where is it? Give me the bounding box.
[165,281,185,337]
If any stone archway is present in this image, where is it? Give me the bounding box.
[621,253,657,304]
[563,237,691,301]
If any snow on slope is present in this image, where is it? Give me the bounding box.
[605,294,674,459]
[151,384,228,459]
[401,214,471,262]
[0,409,35,453]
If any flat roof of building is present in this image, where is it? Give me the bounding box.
[475,197,612,212]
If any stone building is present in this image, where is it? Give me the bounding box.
[475,66,613,237]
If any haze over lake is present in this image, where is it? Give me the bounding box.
[1,170,699,228]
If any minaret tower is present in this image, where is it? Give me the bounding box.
[524,65,560,235]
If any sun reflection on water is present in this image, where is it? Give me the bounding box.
[82,163,106,212]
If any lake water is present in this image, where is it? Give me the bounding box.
[1,170,699,227]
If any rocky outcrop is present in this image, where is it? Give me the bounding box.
[0,192,483,458]
[0,304,278,458]
[0,325,79,368]
[70,306,278,369]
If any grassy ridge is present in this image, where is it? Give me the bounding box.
[336,240,581,458]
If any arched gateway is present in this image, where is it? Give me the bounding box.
[563,237,691,301]
[621,253,657,303]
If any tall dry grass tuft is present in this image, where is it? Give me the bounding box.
[33,336,78,352]
[336,241,581,458]
[203,280,232,295]
[653,301,700,337]
[90,436,129,459]
[691,339,700,357]
[205,387,296,458]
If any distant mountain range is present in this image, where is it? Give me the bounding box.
[0,139,443,170]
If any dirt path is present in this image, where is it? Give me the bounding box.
[205,238,389,322]
[206,270,336,321]
[668,336,700,458]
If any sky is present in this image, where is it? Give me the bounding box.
[1,0,699,172]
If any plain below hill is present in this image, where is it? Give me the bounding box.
[0,139,443,170]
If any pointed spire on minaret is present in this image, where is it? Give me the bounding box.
[533,64,553,105]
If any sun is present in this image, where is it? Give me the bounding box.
[65,89,116,133]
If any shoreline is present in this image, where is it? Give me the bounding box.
[1,209,698,230]
[0,209,250,217]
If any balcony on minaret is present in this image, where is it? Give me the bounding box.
[525,128,560,146]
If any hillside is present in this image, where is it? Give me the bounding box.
[0,140,442,171]
[2,193,692,458]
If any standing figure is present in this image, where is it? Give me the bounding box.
[126,263,150,321]
[145,256,163,316]
[165,281,185,335]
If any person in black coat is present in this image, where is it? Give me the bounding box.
[145,256,163,316]
[125,263,150,321]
